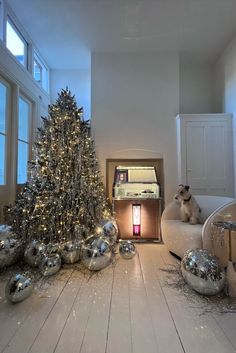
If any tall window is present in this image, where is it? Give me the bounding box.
[33,52,48,91]
[17,96,31,184]
[6,19,27,67]
[0,80,8,185]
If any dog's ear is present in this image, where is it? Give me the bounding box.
[178,184,184,187]
[184,185,190,191]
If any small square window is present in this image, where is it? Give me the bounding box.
[6,19,27,67]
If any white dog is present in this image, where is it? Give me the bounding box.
[174,184,201,225]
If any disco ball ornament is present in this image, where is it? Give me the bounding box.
[24,240,46,267]
[181,249,226,296]
[0,225,23,269]
[5,272,34,303]
[119,240,136,259]
[40,253,61,276]
[102,220,118,246]
[61,240,82,264]
[81,236,112,271]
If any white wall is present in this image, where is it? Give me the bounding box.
[50,69,91,121]
[180,61,214,114]
[91,52,180,204]
[214,36,236,195]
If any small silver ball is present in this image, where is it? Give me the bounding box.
[81,236,112,271]
[39,254,61,276]
[5,273,34,303]
[24,241,46,267]
[61,240,82,264]
[0,225,23,268]
[119,240,136,259]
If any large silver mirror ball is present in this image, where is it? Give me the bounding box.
[24,240,46,267]
[40,253,61,276]
[61,240,82,264]
[181,249,226,295]
[102,220,118,246]
[119,240,136,259]
[81,236,112,271]
[5,273,34,303]
[0,225,23,268]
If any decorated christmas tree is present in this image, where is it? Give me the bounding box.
[8,88,111,245]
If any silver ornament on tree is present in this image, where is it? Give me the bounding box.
[119,240,136,259]
[181,249,226,295]
[24,240,46,267]
[75,224,89,240]
[0,225,23,268]
[5,272,34,303]
[102,220,118,246]
[39,253,61,276]
[81,235,112,271]
[61,240,82,264]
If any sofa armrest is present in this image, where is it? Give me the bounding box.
[161,200,181,221]
[202,200,236,251]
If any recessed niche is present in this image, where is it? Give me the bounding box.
[106,158,164,207]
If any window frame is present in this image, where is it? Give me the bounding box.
[17,93,33,185]
[33,56,43,84]
[33,50,49,92]
[0,1,50,93]
[5,17,28,68]
[0,76,10,187]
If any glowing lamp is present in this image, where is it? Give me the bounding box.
[132,204,141,236]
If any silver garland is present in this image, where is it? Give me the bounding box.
[160,264,236,315]
[6,88,112,246]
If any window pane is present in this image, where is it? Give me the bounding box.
[42,67,48,91]
[17,141,28,184]
[34,60,42,83]
[18,97,29,142]
[0,82,7,133]
[0,134,6,185]
[33,52,48,91]
[6,20,26,66]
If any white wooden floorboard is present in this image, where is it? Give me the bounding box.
[79,265,114,353]
[54,265,114,353]
[0,292,36,352]
[0,268,73,353]
[212,314,236,350]
[128,247,160,353]
[27,269,84,353]
[160,244,236,351]
[147,244,236,353]
[0,244,236,353]
[137,245,184,353]
[106,256,132,353]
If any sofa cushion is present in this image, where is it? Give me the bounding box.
[161,220,203,258]
[194,195,234,223]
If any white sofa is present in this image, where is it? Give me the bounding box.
[161,195,235,258]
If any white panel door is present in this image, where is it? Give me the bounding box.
[186,119,233,196]
[186,122,206,192]
[176,114,234,197]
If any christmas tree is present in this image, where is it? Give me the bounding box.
[8,89,111,245]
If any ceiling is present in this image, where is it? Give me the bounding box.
[7,0,236,70]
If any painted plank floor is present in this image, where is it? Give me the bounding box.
[0,244,236,353]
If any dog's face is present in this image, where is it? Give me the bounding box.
[174,184,190,202]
